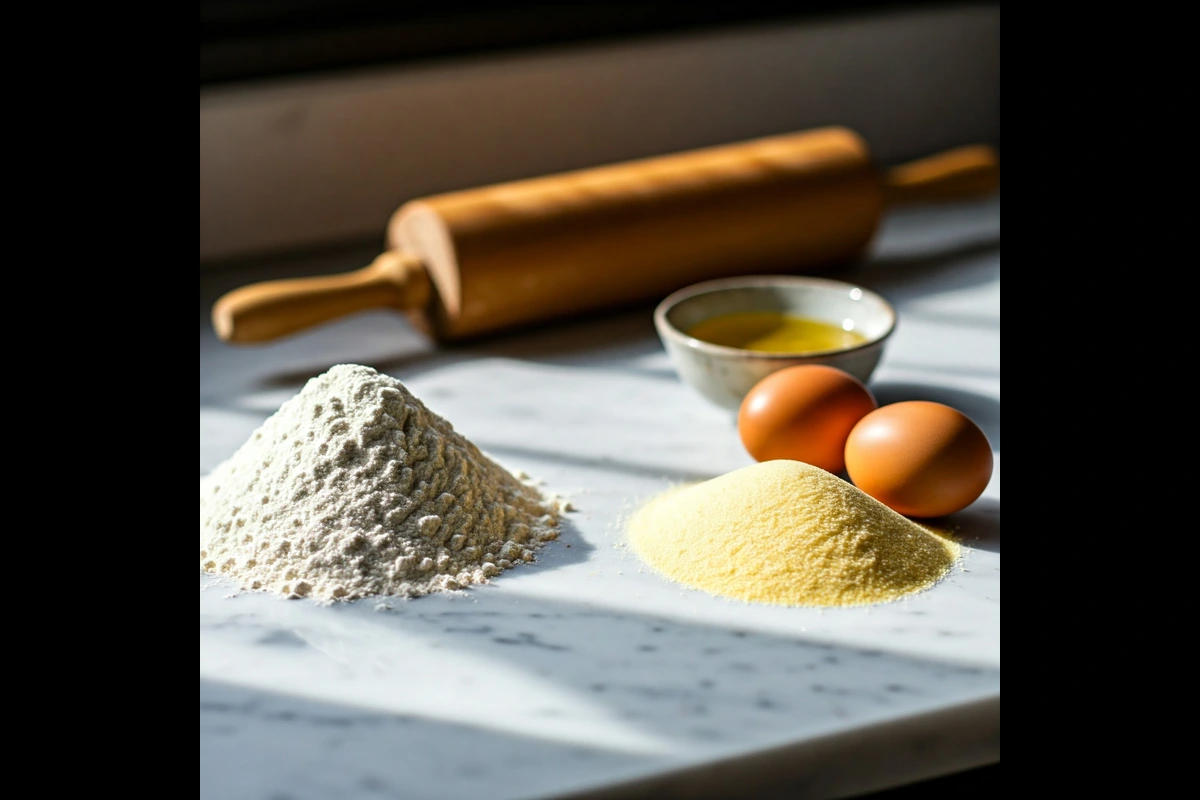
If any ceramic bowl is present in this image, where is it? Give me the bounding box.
[654,275,897,410]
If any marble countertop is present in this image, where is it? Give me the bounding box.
[199,198,1000,800]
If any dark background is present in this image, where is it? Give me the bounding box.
[201,0,968,85]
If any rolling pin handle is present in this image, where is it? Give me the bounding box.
[211,250,431,343]
[881,144,1000,206]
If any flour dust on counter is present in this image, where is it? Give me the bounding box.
[199,364,567,602]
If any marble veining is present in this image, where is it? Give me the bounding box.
[200,199,1000,799]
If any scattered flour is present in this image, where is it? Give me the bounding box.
[199,364,565,602]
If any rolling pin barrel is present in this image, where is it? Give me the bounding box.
[212,127,999,344]
[391,127,884,341]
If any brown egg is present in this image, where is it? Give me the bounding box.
[738,365,878,474]
[844,400,993,518]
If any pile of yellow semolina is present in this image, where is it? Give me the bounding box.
[627,460,960,608]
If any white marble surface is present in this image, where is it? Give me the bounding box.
[199,198,1000,800]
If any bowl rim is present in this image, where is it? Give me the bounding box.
[653,274,897,360]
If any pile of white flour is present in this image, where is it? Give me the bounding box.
[199,364,564,602]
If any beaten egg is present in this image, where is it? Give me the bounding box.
[688,311,868,354]
[844,400,993,518]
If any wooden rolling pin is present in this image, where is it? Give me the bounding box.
[213,126,998,344]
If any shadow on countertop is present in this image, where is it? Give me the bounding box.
[201,585,998,800]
